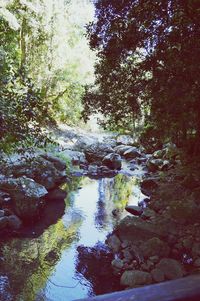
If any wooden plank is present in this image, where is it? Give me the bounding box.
[75,274,200,301]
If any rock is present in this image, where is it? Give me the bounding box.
[151,268,165,282]
[11,157,66,190]
[117,135,135,146]
[97,166,117,178]
[59,149,87,165]
[111,258,124,270]
[169,199,199,223]
[122,249,133,263]
[73,136,98,151]
[0,216,8,229]
[141,178,158,195]
[0,176,48,219]
[141,208,156,220]
[193,258,200,267]
[141,260,154,272]
[123,147,141,160]
[0,210,5,218]
[156,258,185,280]
[85,142,114,164]
[125,205,143,216]
[102,153,122,170]
[7,215,22,230]
[45,188,67,202]
[107,234,121,253]
[152,149,166,159]
[140,237,170,259]
[114,145,133,156]
[88,165,98,174]
[149,255,159,263]
[0,190,11,204]
[116,216,168,242]
[192,242,200,258]
[120,270,152,287]
[40,153,66,171]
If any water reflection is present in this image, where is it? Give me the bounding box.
[0,174,138,301]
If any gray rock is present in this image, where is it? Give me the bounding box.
[114,145,133,156]
[116,135,134,146]
[141,208,156,220]
[11,157,66,190]
[124,147,141,160]
[120,270,152,287]
[85,142,114,163]
[140,237,170,259]
[125,205,143,216]
[59,149,87,165]
[156,258,185,280]
[151,268,165,282]
[0,210,5,218]
[122,249,133,262]
[111,258,124,270]
[141,260,154,272]
[107,234,121,253]
[0,190,11,204]
[0,216,8,229]
[147,159,163,172]
[7,215,22,230]
[40,153,66,171]
[0,176,48,219]
[102,153,122,170]
[117,216,168,242]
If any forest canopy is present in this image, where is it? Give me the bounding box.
[83,0,200,151]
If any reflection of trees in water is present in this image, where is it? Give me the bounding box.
[76,242,120,296]
[0,213,82,301]
[94,175,134,230]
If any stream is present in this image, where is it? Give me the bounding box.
[0,164,146,301]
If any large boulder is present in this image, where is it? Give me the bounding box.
[85,142,114,164]
[140,237,170,259]
[73,136,98,151]
[0,176,48,219]
[117,135,135,146]
[40,153,66,171]
[102,153,122,170]
[10,157,66,190]
[59,149,87,166]
[114,145,133,156]
[120,270,152,287]
[156,258,185,280]
[147,158,171,172]
[123,147,141,160]
[116,215,178,243]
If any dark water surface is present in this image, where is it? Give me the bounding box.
[0,172,145,301]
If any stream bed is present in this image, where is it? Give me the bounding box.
[0,167,146,301]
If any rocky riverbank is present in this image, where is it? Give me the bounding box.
[106,144,200,289]
[1,125,199,293]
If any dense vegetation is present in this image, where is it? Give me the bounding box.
[83,0,200,151]
[0,0,94,153]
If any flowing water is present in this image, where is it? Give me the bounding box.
[0,168,146,301]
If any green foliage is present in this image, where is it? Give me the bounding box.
[84,0,200,149]
[0,0,95,154]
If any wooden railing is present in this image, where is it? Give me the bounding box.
[75,274,200,301]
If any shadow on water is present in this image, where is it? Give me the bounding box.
[0,173,142,301]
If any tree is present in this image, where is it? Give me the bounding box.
[83,0,200,150]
